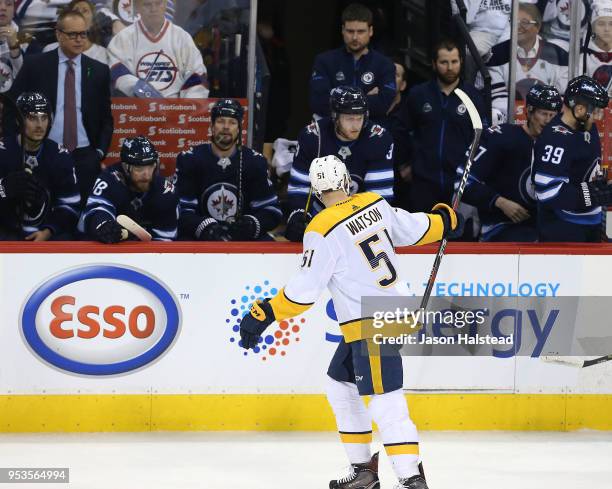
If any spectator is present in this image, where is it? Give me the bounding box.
[309,3,396,123]
[0,92,80,240]
[451,0,511,58]
[488,3,568,122]
[0,0,22,93]
[15,0,71,50]
[10,10,113,207]
[285,86,394,242]
[458,84,562,242]
[384,59,412,211]
[404,39,487,212]
[107,0,209,98]
[585,0,612,94]
[175,99,282,241]
[532,75,610,242]
[43,0,109,64]
[80,136,179,242]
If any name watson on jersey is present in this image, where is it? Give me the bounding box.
[345,207,383,235]
[373,333,515,346]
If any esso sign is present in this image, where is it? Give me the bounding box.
[21,265,181,375]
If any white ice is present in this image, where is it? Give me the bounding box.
[0,431,611,489]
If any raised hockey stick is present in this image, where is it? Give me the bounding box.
[116,214,152,241]
[540,354,612,368]
[419,88,483,312]
[303,117,322,217]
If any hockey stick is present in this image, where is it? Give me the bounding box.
[303,117,321,217]
[116,214,152,241]
[540,354,612,368]
[419,88,483,312]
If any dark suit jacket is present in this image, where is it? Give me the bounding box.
[10,49,114,156]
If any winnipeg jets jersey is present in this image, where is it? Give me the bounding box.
[488,36,568,117]
[457,123,536,240]
[532,115,602,226]
[0,22,23,93]
[288,118,394,215]
[584,43,612,95]
[452,0,511,36]
[79,163,179,241]
[267,192,445,343]
[108,19,209,98]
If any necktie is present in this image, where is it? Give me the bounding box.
[63,59,77,152]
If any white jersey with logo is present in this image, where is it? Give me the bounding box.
[107,19,209,98]
[584,42,612,95]
[268,192,445,342]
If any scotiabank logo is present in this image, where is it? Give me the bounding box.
[21,265,181,376]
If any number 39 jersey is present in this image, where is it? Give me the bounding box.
[267,192,445,342]
[532,114,602,225]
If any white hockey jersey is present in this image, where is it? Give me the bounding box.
[452,0,511,36]
[267,192,445,343]
[0,22,22,93]
[488,36,569,117]
[584,42,612,95]
[107,19,209,98]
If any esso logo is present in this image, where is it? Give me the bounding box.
[21,265,180,376]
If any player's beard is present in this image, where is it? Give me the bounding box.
[437,70,460,86]
[347,41,367,56]
[213,132,238,151]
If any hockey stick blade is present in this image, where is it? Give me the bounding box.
[540,354,612,368]
[419,88,483,312]
[116,214,152,241]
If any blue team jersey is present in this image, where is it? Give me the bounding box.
[0,136,80,236]
[532,114,602,226]
[405,80,487,191]
[288,117,395,215]
[175,143,281,238]
[310,47,396,121]
[79,163,179,241]
[458,123,536,240]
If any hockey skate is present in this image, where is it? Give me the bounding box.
[394,474,428,489]
[329,452,380,489]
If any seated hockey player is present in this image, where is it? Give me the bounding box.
[80,136,178,243]
[0,92,80,240]
[107,0,209,98]
[239,155,464,489]
[458,84,562,241]
[532,75,612,242]
[285,86,394,242]
[175,98,282,241]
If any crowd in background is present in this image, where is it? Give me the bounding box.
[1,0,612,243]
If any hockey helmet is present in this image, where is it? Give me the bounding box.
[329,86,369,121]
[309,155,351,199]
[120,136,159,166]
[564,75,609,110]
[16,92,53,118]
[211,98,244,124]
[526,84,562,112]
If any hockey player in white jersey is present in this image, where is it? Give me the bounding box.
[239,156,463,489]
[107,0,209,98]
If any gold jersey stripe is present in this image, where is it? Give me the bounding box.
[339,432,373,444]
[269,288,313,321]
[414,213,445,246]
[384,443,420,456]
[306,192,383,237]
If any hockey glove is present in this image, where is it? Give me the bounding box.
[23,173,49,212]
[239,298,276,349]
[581,180,612,208]
[431,203,464,239]
[195,218,231,241]
[284,209,311,242]
[93,219,124,244]
[228,215,260,241]
[0,171,30,199]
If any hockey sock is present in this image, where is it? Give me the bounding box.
[368,389,420,479]
[325,375,373,464]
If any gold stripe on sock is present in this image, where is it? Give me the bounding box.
[384,442,419,456]
[339,431,373,444]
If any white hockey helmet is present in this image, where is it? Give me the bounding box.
[309,155,351,199]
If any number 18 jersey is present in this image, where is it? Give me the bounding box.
[268,192,445,342]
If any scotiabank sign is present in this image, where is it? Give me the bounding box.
[106,97,248,176]
[20,265,181,375]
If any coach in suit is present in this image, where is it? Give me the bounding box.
[10,9,113,206]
